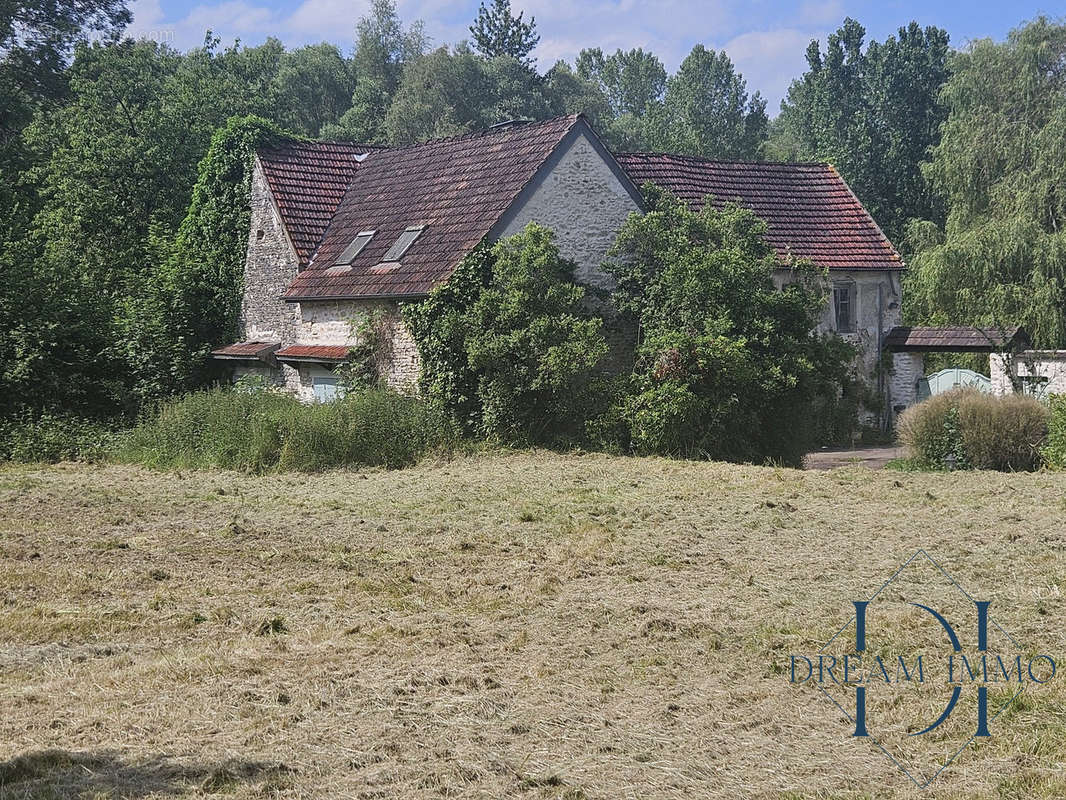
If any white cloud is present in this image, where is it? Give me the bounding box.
[722,28,822,111]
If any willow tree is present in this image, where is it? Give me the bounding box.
[905,17,1066,347]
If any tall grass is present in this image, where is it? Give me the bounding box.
[1043,394,1066,469]
[897,388,1049,471]
[114,387,453,472]
[0,413,119,463]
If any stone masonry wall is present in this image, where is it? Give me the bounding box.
[499,131,640,288]
[991,351,1066,397]
[241,160,301,345]
[773,267,904,420]
[292,300,419,399]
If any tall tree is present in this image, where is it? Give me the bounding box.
[576,47,666,118]
[576,47,665,149]
[469,0,539,65]
[325,0,426,141]
[1,0,130,142]
[778,19,950,241]
[271,44,355,137]
[905,17,1066,348]
[644,45,767,159]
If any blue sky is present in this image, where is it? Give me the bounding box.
[125,0,1063,110]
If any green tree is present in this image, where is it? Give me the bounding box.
[469,0,539,65]
[325,0,426,141]
[645,45,767,159]
[603,186,851,465]
[905,17,1066,348]
[271,44,355,137]
[1,37,301,416]
[1,0,130,142]
[778,19,950,241]
[404,224,608,444]
[576,47,665,118]
[575,47,666,150]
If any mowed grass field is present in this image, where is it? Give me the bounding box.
[1,453,1065,799]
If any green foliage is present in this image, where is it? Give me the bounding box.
[778,19,950,242]
[897,388,1049,471]
[905,17,1066,348]
[404,224,608,445]
[0,413,118,463]
[601,187,853,465]
[1043,395,1066,470]
[323,0,426,142]
[575,47,665,148]
[116,387,451,473]
[644,45,767,159]
[469,0,540,65]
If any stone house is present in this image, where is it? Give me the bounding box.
[213,114,911,414]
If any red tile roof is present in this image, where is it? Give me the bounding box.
[211,341,279,360]
[614,152,903,271]
[884,326,1028,352]
[281,115,585,301]
[274,344,351,362]
[258,140,380,266]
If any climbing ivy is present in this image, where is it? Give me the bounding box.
[124,115,290,398]
[403,224,609,444]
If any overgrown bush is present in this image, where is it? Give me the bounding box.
[1043,394,1066,469]
[600,185,854,466]
[114,387,451,472]
[897,388,1049,471]
[404,223,609,445]
[0,413,119,463]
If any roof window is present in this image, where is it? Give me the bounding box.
[333,230,375,266]
[382,225,425,262]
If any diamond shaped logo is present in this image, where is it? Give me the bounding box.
[788,549,1055,788]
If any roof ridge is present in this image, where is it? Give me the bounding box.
[259,138,384,154]
[375,113,582,154]
[616,150,830,168]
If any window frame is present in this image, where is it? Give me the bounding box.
[833,283,856,333]
[381,225,426,262]
[333,230,376,266]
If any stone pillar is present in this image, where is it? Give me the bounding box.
[889,352,924,415]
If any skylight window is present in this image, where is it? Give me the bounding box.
[382,225,425,262]
[333,230,375,266]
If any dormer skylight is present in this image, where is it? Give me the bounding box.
[333,230,375,266]
[382,225,425,262]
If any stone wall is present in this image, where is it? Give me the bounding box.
[889,352,925,414]
[499,131,640,288]
[773,267,904,422]
[991,351,1066,397]
[240,160,301,345]
[287,300,420,401]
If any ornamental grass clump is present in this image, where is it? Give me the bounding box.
[897,388,1049,471]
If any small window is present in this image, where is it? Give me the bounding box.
[334,231,375,266]
[833,284,855,333]
[311,374,340,403]
[382,225,425,262]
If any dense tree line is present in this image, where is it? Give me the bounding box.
[0,0,1063,423]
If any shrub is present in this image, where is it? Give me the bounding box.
[404,223,609,445]
[897,388,1049,471]
[114,387,451,473]
[600,186,854,466]
[1043,394,1066,469]
[0,413,118,463]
